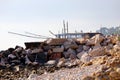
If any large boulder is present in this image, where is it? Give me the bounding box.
[63,41,71,49]
[67,48,77,59]
[63,52,70,58]
[80,53,91,63]
[63,48,78,59]
[76,38,87,44]
[52,47,64,53]
[83,45,90,51]
[86,34,104,46]
[31,48,43,54]
[77,51,86,59]
[76,45,83,53]
[94,34,104,44]
[89,47,106,57]
[63,39,78,50]
[86,39,95,46]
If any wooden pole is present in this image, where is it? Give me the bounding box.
[63,20,66,38]
[66,21,68,34]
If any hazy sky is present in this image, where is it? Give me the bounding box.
[0,0,120,50]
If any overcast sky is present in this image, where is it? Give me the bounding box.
[0,0,120,50]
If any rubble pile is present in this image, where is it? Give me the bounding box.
[1,34,120,80]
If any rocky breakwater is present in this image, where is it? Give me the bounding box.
[1,34,120,80]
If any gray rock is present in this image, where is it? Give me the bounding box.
[80,53,91,63]
[76,45,83,53]
[77,51,86,59]
[83,45,90,51]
